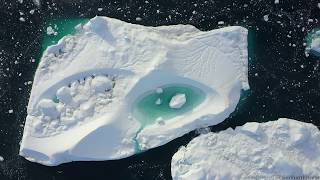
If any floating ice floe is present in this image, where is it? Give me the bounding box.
[169,93,187,109]
[171,118,320,180]
[20,16,249,165]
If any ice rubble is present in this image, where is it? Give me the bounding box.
[171,118,320,180]
[20,16,248,165]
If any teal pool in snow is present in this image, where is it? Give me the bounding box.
[133,84,206,126]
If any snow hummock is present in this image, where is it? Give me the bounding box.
[169,94,186,109]
[20,16,249,166]
[171,118,320,179]
[90,76,113,93]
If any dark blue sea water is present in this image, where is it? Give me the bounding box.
[0,0,319,179]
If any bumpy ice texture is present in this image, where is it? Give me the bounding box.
[171,118,320,180]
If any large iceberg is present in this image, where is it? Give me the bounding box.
[20,16,249,165]
[171,118,320,179]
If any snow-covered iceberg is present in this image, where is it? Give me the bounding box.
[306,29,320,57]
[171,118,320,179]
[20,16,249,166]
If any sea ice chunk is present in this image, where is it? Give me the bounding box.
[169,93,186,109]
[20,16,249,166]
[171,118,320,179]
[155,98,162,105]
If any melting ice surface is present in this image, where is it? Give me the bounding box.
[20,16,249,166]
[133,85,205,126]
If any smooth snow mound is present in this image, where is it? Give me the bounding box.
[171,118,320,180]
[169,93,186,109]
[20,16,248,166]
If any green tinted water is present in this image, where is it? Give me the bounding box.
[133,85,206,127]
[41,18,89,54]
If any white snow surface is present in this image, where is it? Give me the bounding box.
[169,93,186,109]
[20,16,249,166]
[171,118,320,180]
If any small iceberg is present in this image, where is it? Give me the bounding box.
[171,118,320,179]
[169,93,186,109]
[20,16,249,166]
[305,29,320,57]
